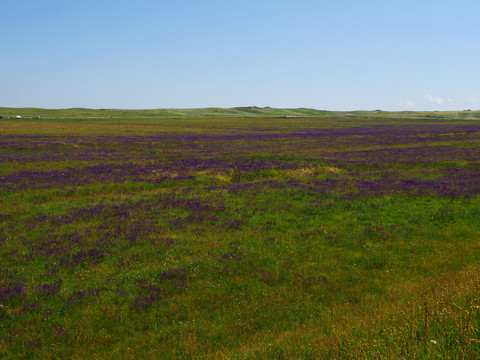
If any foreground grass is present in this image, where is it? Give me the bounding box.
[1,116,480,358]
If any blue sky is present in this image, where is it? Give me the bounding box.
[2,0,479,110]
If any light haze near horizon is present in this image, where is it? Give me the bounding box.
[2,0,479,111]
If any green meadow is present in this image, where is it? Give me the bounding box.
[1,109,480,359]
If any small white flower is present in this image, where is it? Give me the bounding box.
[430,340,437,344]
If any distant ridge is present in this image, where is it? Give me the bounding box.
[0,106,335,118]
[0,107,479,119]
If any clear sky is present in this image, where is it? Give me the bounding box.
[2,0,479,111]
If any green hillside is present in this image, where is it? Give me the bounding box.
[0,106,341,119]
[1,106,479,120]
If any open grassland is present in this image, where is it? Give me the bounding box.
[2,106,480,120]
[0,106,335,119]
[1,114,480,359]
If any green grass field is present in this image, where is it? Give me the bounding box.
[1,110,480,358]
[2,106,479,120]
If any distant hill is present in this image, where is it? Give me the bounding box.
[0,106,335,118]
[177,106,335,117]
[0,106,479,119]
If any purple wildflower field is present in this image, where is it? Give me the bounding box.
[1,116,480,358]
